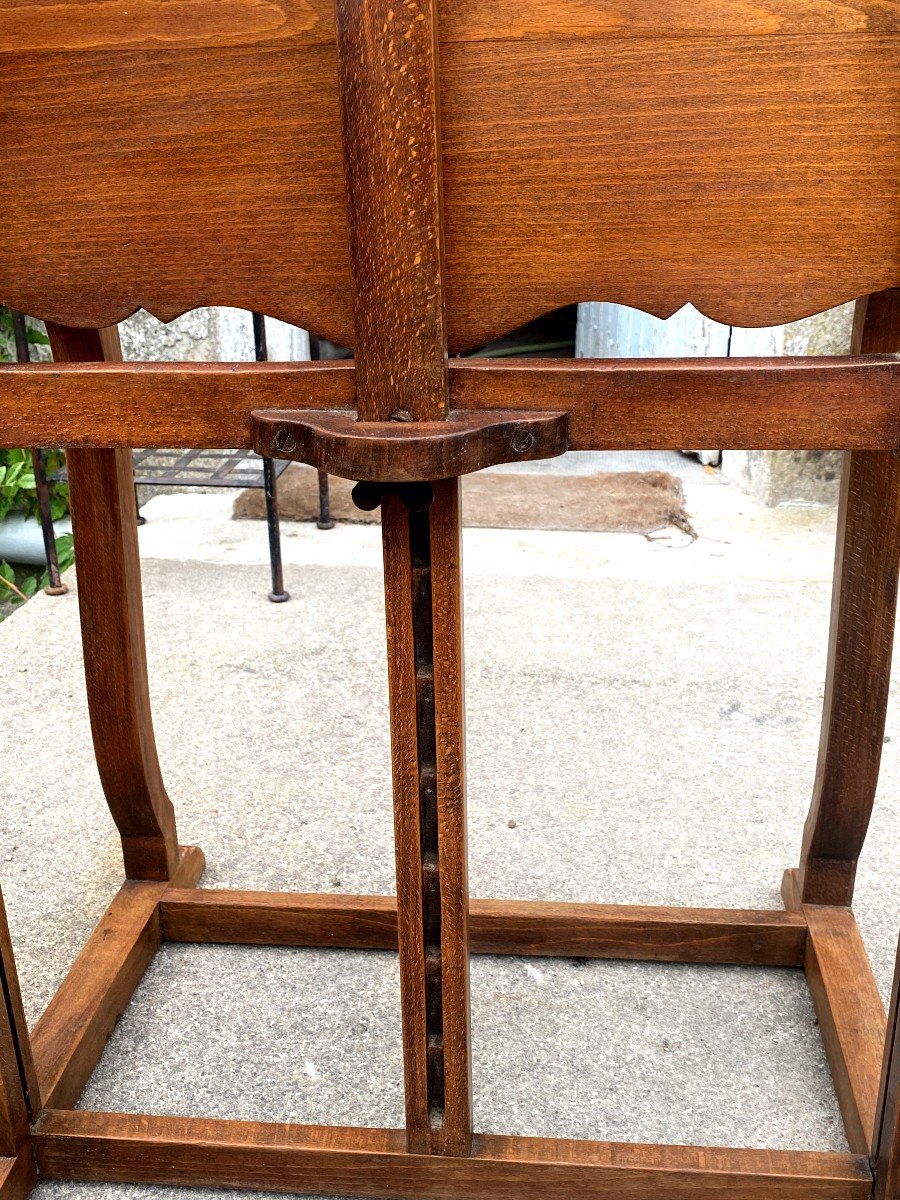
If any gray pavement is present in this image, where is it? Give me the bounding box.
[0,474,898,1199]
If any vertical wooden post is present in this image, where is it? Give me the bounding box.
[335,0,472,1158]
[873,936,900,1198]
[792,289,900,906]
[0,887,36,1195]
[45,323,182,882]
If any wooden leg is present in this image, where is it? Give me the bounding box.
[793,290,900,906]
[381,479,472,1158]
[0,890,36,1198]
[46,323,183,882]
[873,935,900,1198]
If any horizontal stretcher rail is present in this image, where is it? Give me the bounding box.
[0,356,897,450]
[32,1109,872,1199]
[159,889,808,966]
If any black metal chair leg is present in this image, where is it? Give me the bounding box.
[12,312,68,597]
[317,471,335,530]
[263,456,289,603]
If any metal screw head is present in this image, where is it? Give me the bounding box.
[271,427,297,455]
[511,427,537,455]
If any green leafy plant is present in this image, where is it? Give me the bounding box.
[0,308,72,613]
[0,305,49,364]
[0,533,74,607]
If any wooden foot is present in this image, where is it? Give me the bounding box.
[381,480,472,1157]
[791,289,900,907]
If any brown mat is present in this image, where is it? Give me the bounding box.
[234,465,689,534]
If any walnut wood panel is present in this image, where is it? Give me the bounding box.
[794,290,900,906]
[5,0,896,52]
[159,888,808,965]
[32,1109,872,1199]
[803,905,887,1154]
[2,357,898,450]
[1,41,353,338]
[873,935,900,1198]
[3,21,897,343]
[0,0,338,51]
[47,323,184,882]
[251,409,567,481]
[30,847,203,1112]
[438,0,900,39]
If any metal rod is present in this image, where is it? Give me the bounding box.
[317,470,334,530]
[253,312,289,602]
[12,311,68,595]
[307,333,335,530]
[262,456,289,603]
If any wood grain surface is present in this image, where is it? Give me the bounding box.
[803,906,887,1154]
[2,8,897,342]
[335,0,448,418]
[32,1109,872,1199]
[873,936,900,1197]
[160,889,808,965]
[795,291,900,906]
[46,324,183,882]
[2,357,898,450]
[251,409,567,481]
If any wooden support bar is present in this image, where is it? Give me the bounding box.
[800,904,887,1154]
[793,290,900,906]
[335,0,471,1156]
[160,889,808,967]
[335,0,448,421]
[45,323,186,883]
[872,935,900,1198]
[31,846,203,1111]
[32,1109,872,1200]
[380,482,473,1157]
[1,357,898,450]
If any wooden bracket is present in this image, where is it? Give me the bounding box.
[250,409,568,482]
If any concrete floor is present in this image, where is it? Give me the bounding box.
[1,466,899,1199]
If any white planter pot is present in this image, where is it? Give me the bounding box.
[0,513,71,566]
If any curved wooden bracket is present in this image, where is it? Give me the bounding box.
[250,409,568,482]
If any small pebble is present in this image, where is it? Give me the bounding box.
[507,819,517,829]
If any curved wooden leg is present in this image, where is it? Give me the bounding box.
[46,324,182,882]
[788,289,900,907]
